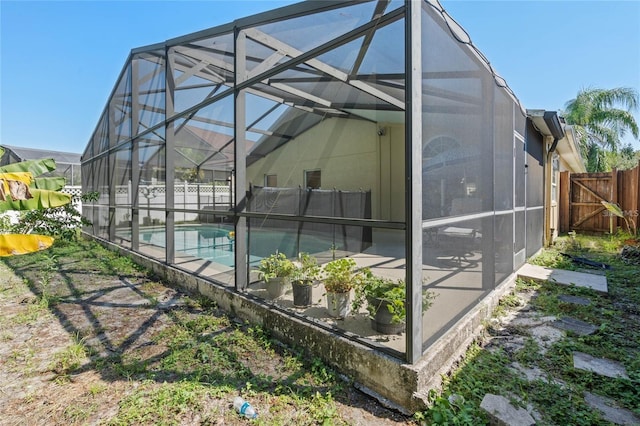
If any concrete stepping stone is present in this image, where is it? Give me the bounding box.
[509,362,566,388]
[576,268,607,276]
[510,314,557,328]
[510,362,547,382]
[510,316,546,327]
[584,392,640,425]
[557,294,591,306]
[553,317,598,336]
[551,269,608,293]
[529,325,564,354]
[518,264,608,293]
[480,394,536,426]
[487,335,527,356]
[573,352,629,379]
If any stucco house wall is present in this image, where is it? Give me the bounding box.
[247,118,406,222]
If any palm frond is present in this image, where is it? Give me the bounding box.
[564,87,639,159]
[592,87,639,111]
[594,109,639,139]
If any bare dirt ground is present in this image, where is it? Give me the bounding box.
[0,241,414,426]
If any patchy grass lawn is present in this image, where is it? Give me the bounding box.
[0,239,412,425]
[415,233,640,425]
[2,233,638,425]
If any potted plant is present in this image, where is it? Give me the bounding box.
[257,252,294,299]
[352,271,436,334]
[290,252,320,307]
[322,257,362,318]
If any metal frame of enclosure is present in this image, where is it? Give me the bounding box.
[82,0,546,365]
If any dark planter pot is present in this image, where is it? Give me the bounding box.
[292,280,313,307]
[369,297,405,335]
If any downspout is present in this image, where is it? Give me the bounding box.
[542,111,564,247]
[544,136,559,246]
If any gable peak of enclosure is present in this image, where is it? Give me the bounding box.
[82,0,568,411]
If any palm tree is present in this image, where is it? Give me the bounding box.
[563,87,639,172]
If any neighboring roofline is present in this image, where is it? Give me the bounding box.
[526,110,585,173]
[0,144,81,162]
[556,125,586,172]
[527,109,564,140]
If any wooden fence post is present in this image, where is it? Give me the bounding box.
[634,161,640,234]
[611,168,618,233]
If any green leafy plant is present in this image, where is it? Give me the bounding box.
[0,213,12,232]
[257,252,294,282]
[0,146,73,256]
[49,332,88,375]
[176,167,204,183]
[352,270,436,324]
[35,253,60,309]
[322,257,361,293]
[290,252,321,285]
[601,200,637,236]
[414,390,477,425]
[13,191,98,241]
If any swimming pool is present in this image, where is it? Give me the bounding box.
[117,224,342,268]
[117,225,236,267]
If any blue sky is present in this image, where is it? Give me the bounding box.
[1,0,639,154]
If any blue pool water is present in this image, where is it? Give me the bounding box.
[116,225,236,267]
[117,224,339,268]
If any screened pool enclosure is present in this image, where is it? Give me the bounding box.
[82,0,546,369]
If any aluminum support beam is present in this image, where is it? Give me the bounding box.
[127,64,140,251]
[243,27,405,110]
[405,0,423,364]
[108,72,120,243]
[165,49,176,264]
[234,28,248,291]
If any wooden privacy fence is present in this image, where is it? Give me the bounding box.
[559,161,640,234]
